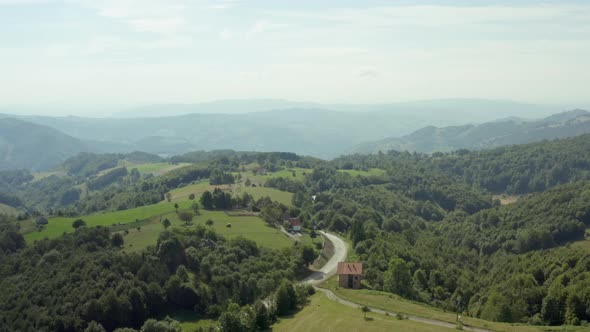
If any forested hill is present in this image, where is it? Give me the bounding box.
[353,109,590,154]
[0,118,90,171]
[337,133,590,194]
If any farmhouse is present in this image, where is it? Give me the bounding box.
[337,262,363,289]
[290,218,302,232]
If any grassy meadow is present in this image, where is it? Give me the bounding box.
[120,209,294,252]
[170,179,294,206]
[272,292,456,332]
[22,200,194,243]
[123,161,191,176]
[319,277,586,332]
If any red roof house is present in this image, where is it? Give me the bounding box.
[337,262,363,289]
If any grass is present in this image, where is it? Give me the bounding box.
[124,161,191,176]
[338,168,386,177]
[22,200,195,243]
[119,209,294,252]
[238,186,294,206]
[492,194,521,205]
[166,310,216,332]
[238,167,311,187]
[171,180,294,206]
[272,292,456,332]
[319,277,585,332]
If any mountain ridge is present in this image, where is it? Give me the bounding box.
[353,109,590,154]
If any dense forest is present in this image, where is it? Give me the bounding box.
[2,134,590,329]
[0,224,313,331]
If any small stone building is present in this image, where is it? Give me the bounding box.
[337,262,363,289]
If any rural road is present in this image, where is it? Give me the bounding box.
[301,231,348,285]
[304,232,494,332]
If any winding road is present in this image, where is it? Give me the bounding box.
[301,231,348,285]
[305,231,494,332]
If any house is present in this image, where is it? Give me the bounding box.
[290,218,302,232]
[337,262,363,289]
[256,167,267,175]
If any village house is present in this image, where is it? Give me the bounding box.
[289,218,302,232]
[337,262,363,289]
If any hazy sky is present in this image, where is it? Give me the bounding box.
[1,0,590,111]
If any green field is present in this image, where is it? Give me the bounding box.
[23,200,194,243]
[124,162,191,176]
[120,209,294,252]
[238,167,311,187]
[171,180,294,206]
[338,168,386,177]
[319,277,584,332]
[165,310,216,332]
[272,292,456,332]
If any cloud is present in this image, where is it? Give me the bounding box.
[357,67,379,78]
[219,28,232,39]
[206,0,239,10]
[246,20,289,39]
[130,17,187,35]
[265,4,590,29]
[0,0,51,5]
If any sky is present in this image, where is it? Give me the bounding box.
[1,0,590,114]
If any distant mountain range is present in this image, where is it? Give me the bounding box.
[0,118,88,171]
[353,109,590,154]
[0,100,588,171]
[2,99,557,159]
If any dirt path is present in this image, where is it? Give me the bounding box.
[305,232,494,332]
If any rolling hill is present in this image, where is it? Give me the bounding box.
[7,99,556,159]
[0,117,90,171]
[354,109,590,154]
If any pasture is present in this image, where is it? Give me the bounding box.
[272,292,455,332]
[23,200,194,243]
[123,161,191,176]
[170,179,294,206]
[120,209,294,252]
[318,278,573,332]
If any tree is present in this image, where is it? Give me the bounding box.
[162,218,171,229]
[254,301,270,330]
[218,303,255,332]
[141,318,182,332]
[191,201,200,215]
[174,203,179,213]
[200,191,214,210]
[361,305,370,318]
[188,193,195,200]
[245,178,251,187]
[206,219,214,227]
[72,219,87,229]
[301,245,317,266]
[111,233,124,247]
[84,321,106,332]
[177,211,194,225]
[165,192,172,202]
[350,219,366,246]
[384,258,413,298]
[275,280,297,315]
